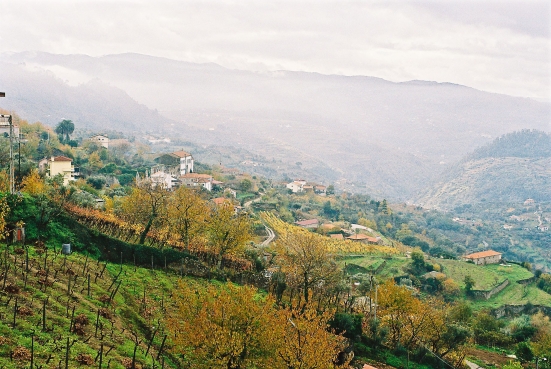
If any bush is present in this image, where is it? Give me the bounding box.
[117,174,135,186]
[86,176,107,190]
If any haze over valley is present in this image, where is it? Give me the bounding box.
[2,51,550,201]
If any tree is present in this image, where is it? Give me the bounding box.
[326,185,335,195]
[464,275,475,295]
[34,175,74,239]
[168,186,209,249]
[54,119,75,143]
[20,169,45,195]
[274,228,340,304]
[275,304,350,369]
[119,179,169,244]
[207,202,252,268]
[168,282,280,369]
[239,178,253,193]
[516,341,534,363]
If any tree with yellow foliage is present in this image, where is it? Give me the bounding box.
[275,228,341,304]
[168,186,209,250]
[20,169,45,195]
[119,179,169,244]
[169,282,280,369]
[275,303,350,369]
[168,282,349,369]
[208,202,252,268]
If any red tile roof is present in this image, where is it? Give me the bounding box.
[330,234,344,240]
[346,234,380,243]
[171,150,192,158]
[294,219,319,226]
[346,233,370,240]
[53,156,72,162]
[212,197,228,205]
[465,250,502,259]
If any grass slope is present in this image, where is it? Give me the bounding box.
[339,254,551,310]
[0,242,210,369]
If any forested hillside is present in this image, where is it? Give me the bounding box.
[414,130,551,209]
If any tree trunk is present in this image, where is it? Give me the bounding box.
[139,216,155,245]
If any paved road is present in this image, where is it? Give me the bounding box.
[261,226,275,247]
[242,193,275,247]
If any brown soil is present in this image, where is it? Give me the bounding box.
[466,347,512,367]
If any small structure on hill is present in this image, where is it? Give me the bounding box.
[89,134,109,148]
[180,173,213,191]
[294,219,319,228]
[346,233,382,244]
[464,250,502,265]
[43,156,75,186]
[155,150,194,176]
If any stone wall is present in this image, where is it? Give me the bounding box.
[492,304,551,319]
[472,279,510,300]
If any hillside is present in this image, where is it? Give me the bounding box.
[1,52,550,199]
[0,61,175,133]
[0,242,189,368]
[414,130,551,210]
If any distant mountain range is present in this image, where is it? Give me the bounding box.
[413,130,551,210]
[1,51,549,200]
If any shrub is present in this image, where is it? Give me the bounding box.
[86,176,107,190]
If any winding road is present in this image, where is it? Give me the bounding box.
[243,193,275,247]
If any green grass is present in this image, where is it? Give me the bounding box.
[337,255,410,279]
[471,282,551,310]
[437,260,533,290]
[0,243,222,368]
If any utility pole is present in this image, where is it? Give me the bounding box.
[0,92,14,193]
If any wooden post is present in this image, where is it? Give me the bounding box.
[98,342,103,369]
[42,297,48,331]
[95,309,101,337]
[12,297,18,328]
[131,340,139,369]
[145,327,158,357]
[65,337,70,369]
[31,333,34,368]
[69,305,75,333]
[157,335,167,360]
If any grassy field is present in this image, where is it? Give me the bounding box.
[437,260,533,290]
[472,282,551,310]
[338,255,410,279]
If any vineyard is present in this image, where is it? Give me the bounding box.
[261,212,400,256]
[64,204,254,273]
[0,239,206,369]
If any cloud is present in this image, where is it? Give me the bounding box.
[0,1,549,100]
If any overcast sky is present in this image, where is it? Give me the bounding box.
[1,1,550,101]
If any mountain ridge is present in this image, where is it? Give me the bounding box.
[1,51,549,200]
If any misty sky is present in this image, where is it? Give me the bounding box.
[1,1,550,101]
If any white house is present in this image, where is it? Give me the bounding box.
[180,173,213,191]
[0,124,20,138]
[464,250,502,265]
[286,180,307,193]
[155,150,194,176]
[45,156,75,186]
[89,134,110,148]
[150,170,178,190]
[172,150,194,175]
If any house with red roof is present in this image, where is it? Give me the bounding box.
[45,156,75,186]
[464,250,502,265]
